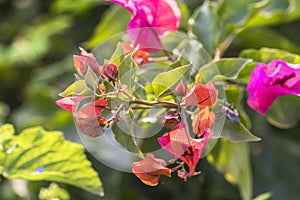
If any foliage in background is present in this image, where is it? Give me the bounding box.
[0,0,300,199]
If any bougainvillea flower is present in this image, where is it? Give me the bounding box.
[131,154,171,186]
[185,82,218,108]
[73,47,101,76]
[192,107,215,137]
[158,123,211,176]
[163,110,180,127]
[247,60,300,115]
[109,0,181,53]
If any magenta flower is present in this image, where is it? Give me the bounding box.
[109,0,181,53]
[247,60,300,115]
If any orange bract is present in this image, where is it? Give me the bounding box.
[185,82,218,108]
[131,154,171,186]
[192,107,215,137]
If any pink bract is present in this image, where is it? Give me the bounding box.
[157,123,211,176]
[247,60,300,115]
[109,0,181,53]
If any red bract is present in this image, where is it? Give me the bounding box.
[185,82,218,108]
[55,97,86,114]
[192,107,215,137]
[158,123,211,176]
[131,154,171,186]
[109,0,181,53]
[76,116,107,138]
[101,63,118,83]
[73,47,101,76]
[121,42,150,65]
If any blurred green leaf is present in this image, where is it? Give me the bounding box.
[59,80,93,97]
[39,183,70,200]
[199,58,252,82]
[208,139,252,200]
[0,124,103,196]
[188,1,221,55]
[178,0,191,30]
[51,0,101,14]
[152,64,190,97]
[252,192,272,200]
[267,95,300,129]
[85,5,130,48]
[0,16,71,68]
[118,52,138,89]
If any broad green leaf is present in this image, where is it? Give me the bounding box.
[199,58,252,82]
[239,47,300,63]
[266,95,300,129]
[152,64,190,97]
[0,124,103,196]
[188,1,221,55]
[208,139,252,200]
[221,120,261,143]
[59,80,93,97]
[85,5,130,48]
[39,183,70,200]
[109,42,125,66]
[118,52,138,89]
[111,122,143,158]
[243,0,300,29]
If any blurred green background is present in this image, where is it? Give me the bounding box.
[0,0,300,199]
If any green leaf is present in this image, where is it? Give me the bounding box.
[152,64,190,97]
[0,124,103,196]
[266,95,300,129]
[217,85,261,142]
[199,58,252,82]
[221,120,261,143]
[85,5,130,48]
[252,192,272,200]
[85,67,99,92]
[240,47,300,63]
[39,183,70,200]
[109,42,125,66]
[188,1,221,55]
[208,139,252,200]
[59,80,93,97]
[111,121,143,158]
[118,52,138,89]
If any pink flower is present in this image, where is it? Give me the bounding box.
[109,0,181,53]
[247,60,300,115]
[157,123,211,176]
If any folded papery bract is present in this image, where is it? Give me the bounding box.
[131,154,171,186]
[158,123,211,176]
[247,60,300,115]
[192,107,215,137]
[73,47,101,76]
[109,0,181,53]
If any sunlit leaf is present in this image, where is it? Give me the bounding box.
[152,65,190,98]
[199,58,252,82]
[253,192,272,200]
[0,124,103,196]
[39,183,70,200]
[59,80,93,97]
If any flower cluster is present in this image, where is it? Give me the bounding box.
[56,0,219,187]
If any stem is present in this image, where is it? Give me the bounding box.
[215,32,237,59]
[129,99,178,108]
[148,56,169,62]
